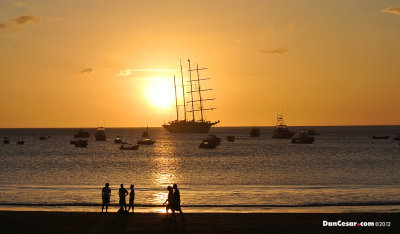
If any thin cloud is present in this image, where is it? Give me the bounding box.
[80,68,93,75]
[114,68,177,77]
[114,69,132,77]
[13,2,27,7]
[132,68,177,72]
[260,48,288,55]
[381,6,400,16]
[13,15,40,25]
[0,15,41,33]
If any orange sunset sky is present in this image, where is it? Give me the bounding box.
[0,0,399,128]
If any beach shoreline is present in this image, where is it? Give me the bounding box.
[1,204,400,214]
[1,211,398,233]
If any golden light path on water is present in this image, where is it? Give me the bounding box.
[149,136,179,213]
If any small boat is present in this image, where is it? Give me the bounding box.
[74,129,90,138]
[227,136,235,142]
[291,129,314,144]
[372,135,390,139]
[114,137,128,144]
[393,136,400,141]
[137,138,155,145]
[199,135,221,149]
[250,127,260,137]
[138,127,155,145]
[74,139,88,147]
[17,138,24,145]
[39,136,47,140]
[114,136,122,144]
[120,145,139,150]
[95,127,107,141]
[272,115,294,139]
[199,140,216,149]
[3,137,10,144]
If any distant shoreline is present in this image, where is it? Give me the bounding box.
[1,211,398,233]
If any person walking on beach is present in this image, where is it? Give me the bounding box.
[173,184,185,221]
[128,184,135,213]
[119,184,129,212]
[163,186,175,219]
[101,183,111,213]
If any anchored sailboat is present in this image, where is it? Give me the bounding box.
[162,59,219,133]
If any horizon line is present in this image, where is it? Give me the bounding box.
[1,124,400,129]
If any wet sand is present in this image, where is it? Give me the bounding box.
[0,211,398,233]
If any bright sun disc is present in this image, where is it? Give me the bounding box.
[144,77,175,109]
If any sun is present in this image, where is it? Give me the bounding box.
[144,77,175,109]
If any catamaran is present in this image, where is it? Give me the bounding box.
[162,59,219,133]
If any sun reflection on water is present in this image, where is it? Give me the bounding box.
[149,136,180,205]
[152,191,168,206]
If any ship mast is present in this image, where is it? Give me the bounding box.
[180,59,187,121]
[188,59,195,121]
[162,60,220,133]
[187,61,215,122]
[196,64,204,122]
[173,75,179,121]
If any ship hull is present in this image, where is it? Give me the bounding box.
[95,134,107,141]
[162,120,218,133]
[95,131,107,141]
[272,126,294,139]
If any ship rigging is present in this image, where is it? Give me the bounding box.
[162,59,219,133]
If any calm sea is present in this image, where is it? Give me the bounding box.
[0,126,399,213]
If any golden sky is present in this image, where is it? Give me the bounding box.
[0,0,399,127]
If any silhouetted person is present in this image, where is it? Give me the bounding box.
[163,186,175,219]
[128,185,135,213]
[173,183,185,221]
[101,183,111,213]
[119,184,129,211]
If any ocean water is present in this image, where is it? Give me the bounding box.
[0,126,399,213]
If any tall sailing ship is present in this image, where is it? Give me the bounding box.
[162,59,219,133]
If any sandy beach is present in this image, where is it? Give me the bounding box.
[1,211,398,233]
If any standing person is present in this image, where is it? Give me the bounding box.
[163,186,175,219]
[173,184,185,221]
[128,185,135,213]
[119,184,129,212]
[101,183,111,213]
